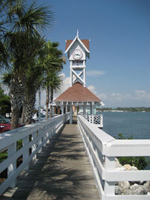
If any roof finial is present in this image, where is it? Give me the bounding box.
[77,29,79,37]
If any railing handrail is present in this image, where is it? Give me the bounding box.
[0,114,63,148]
[0,112,70,196]
[77,115,150,200]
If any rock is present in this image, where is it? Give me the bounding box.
[130,183,138,190]
[124,164,138,171]
[115,182,130,195]
[115,159,150,196]
[144,181,150,191]
[115,186,121,195]
[124,164,131,170]
[115,158,122,168]
[118,181,130,189]
[130,185,148,195]
[129,166,138,171]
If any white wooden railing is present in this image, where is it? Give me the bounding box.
[84,114,103,128]
[78,115,150,200]
[0,113,70,196]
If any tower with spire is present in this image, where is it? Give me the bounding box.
[55,31,101,124]
[65,30,90,87]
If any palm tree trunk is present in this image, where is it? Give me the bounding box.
[24,89,36,125]
[10,74,26,129]
[11,106,20,129]
[50,87,53,118]
[21,105,25,123]
[46,85,49,119]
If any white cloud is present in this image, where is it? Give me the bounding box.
[111,93,123,101]
[88,85,97,95]
[98,93,107,100]
[54,73,70,99]
[86,87,150,107]
[37,74,150,108]
[86,70,105,77]
[36,73,70,108]
[134,90,150,101]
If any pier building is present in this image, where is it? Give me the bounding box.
[55,31,101,123]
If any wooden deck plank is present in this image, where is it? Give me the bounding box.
[1,124,100,200]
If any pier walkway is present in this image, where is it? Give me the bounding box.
[1,120,99,200]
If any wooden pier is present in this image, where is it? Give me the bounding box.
[1,121,99,200]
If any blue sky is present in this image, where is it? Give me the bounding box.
[35,0,150,107]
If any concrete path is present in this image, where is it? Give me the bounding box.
[2,123,100,200]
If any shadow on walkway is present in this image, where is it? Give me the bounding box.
[1,120,100,200]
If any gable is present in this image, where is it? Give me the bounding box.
[65,39,90,51]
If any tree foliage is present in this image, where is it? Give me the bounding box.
[39,41,65,119]
[0,84,11,116]
[0,0,53,127]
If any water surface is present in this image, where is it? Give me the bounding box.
[97,112,150,139]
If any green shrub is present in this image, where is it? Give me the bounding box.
[0,152,7,163]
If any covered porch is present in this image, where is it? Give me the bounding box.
[54,82,102,124]
[55,101,100,124]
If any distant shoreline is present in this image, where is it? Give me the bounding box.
[97,107,150,112]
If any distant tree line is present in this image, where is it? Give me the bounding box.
[97,107,150,112]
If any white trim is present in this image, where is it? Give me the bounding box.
[65,35,90,54]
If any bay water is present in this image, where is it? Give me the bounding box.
[97,112,150,139]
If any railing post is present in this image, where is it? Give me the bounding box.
[100,114,103,127]
[89,115,91,123]
[32,132,37,161]
[61,104,64,115]
[38,129,43,153]
[104,156,116,196]
[92,115,94,124]
[23,135,29,170]
[43,127,47,147]
[70,104,73,124]
[8,142,17,187]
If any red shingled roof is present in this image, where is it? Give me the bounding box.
[65,39,90,51]
[55,82,101,102]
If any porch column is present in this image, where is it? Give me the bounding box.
[61,102,64,115]
[90,102,94,115]
[83,102,86,115]
[70,104,73,124]
[57,106,60,114]
[90,103,93,115]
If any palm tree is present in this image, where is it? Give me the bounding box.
[22,49,46,125]
[1,0,53,128]
[40,41,65,119]
[2,38,45,125]
[49,70,62,117]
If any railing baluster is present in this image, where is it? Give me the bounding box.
[38,129,42,153]
[23,135,29,170]
[32,132,37,161]
[104,156,115,196]
[7,142,17,187]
